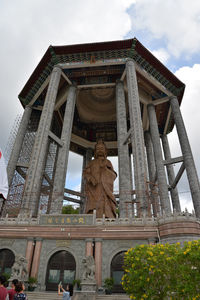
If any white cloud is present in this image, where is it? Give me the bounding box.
[132,0,200,57]
[0,0,134,151]
[152,48,170,64]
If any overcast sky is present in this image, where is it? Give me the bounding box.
[0,0,200,212]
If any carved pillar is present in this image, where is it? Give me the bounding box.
[21,66,62,216]
[161,134,181,212]
[144,131,160,216]
[147,104,171,215]
[80,148,93,214]
[95,238,102,287]
[170,96,200,217]
[7,106,32,186]
[85,238,93,257]
[50,85,77,214]
[30,238,42,278]
[116,80,132,217]
[25,238,34,275]
[126,59,148,216]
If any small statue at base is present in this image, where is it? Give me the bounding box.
[81,256,96,283]
[10,255,28,282]
[84,140,117,218]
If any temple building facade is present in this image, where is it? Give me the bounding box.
[1,38,200,292]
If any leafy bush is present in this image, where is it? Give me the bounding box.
[122,240,200,299]
[104,277,114,291]
[73,278,81,289]
[62,205,79,214]
[28,276,37,287]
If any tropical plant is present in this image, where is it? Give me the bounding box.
[28,276,37,287]
[73,278,81,290]
[104,277,114,294]
[122,240,200,299]
[62,205,79,214]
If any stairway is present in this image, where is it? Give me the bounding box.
[26,292,130,300]
[26,292,60,300]
[96,294,130,299]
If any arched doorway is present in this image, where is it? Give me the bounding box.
[111,251,126,293]
[46,250,76,291]
[0,249,15,276]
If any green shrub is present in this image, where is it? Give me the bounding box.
[122,240,200,300]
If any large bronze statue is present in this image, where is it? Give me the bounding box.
[84,140,117,218]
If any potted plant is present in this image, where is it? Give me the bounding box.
[73,278,81,290]
[28,276,37,291]
[104,277,114,295]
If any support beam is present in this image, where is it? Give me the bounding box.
[164,107,172,134]
[142,104,149,131]
[163,156,183,166]
[152,96,170,106]
[170,163,185,190]
[63,196,82,204]
[126,59,148,216]
[170,96,200,217]
[59,60,125,69]
[161,134,181,212]
[147,104,171,215]
[54,86,69,111]
[80,148,93,213]
[7,106,32,186]
[21,66,62,216]
[48,131,63,147]
[29,76,50,106]
[50,85,77,214]
[144,131,160,217]
[120,69,126,81]
[61,71,72,85]
[116,80,132,217]
[77,83,115,89]
[122,128,132,145]
[134,63,173,98]
[64,188,84,198]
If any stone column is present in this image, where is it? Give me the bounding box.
[30,238,43,278]
[80,148,93,213]
[25,238,35,275]
[85,238,93,257]
[170,96,200,217]
[50,85,77,214]
[126,59,148,216]
[21,66,62,216]
[144,131,160,216]
[95,238,102,287]
[161,134,181,212]
[7,106,32,186]
[116,80,132,217]
[147,104,171,215]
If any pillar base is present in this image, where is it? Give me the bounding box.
[81,282,96,292]
[73,290,96,300]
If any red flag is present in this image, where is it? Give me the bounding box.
[0,148,8,199]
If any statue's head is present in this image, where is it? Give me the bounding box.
[94,139,107,159]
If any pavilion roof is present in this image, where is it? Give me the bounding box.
[18,37,185,106]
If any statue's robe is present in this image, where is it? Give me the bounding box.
[84,158,117,218]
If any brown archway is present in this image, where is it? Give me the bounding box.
[111,251,126,293]
[0,249,15,276]
[46,250,76,291]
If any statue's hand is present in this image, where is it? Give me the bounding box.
[90,176,97,186]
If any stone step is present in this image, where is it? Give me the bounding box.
[97,295,130,300]
[26,292,60,300]
[26,291,130,300]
